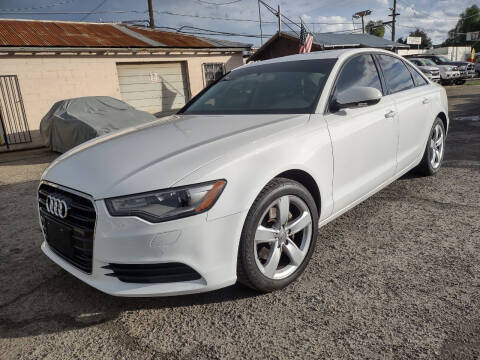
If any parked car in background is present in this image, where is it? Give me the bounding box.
[408,58,441,82]
[40,97,157,153]
[475,59,480,76]
[406,54,474,85]
[38,48,449,297]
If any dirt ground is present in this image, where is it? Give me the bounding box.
[0,85,479,359]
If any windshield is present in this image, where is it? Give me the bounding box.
[436,56,451,63]
[181,59,336,115]
[419,58,437,66]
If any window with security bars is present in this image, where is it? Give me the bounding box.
[203,63,225,87]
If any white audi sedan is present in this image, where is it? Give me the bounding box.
[38,48,448,297]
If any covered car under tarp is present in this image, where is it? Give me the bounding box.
[40,96,158,153]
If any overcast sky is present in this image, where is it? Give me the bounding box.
[0,0,477,46]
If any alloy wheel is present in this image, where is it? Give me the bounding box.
[253,195,313,280]
[429,123,444,169]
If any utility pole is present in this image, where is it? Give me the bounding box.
[277,4,281,33]
[352,10,372,34]
[389,0,400,41]
[257,0,263,45]
[148,0,155,29]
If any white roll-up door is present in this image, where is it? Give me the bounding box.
[117,62,190,116]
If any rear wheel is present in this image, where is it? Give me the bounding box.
[415,117,446,176]
[237,178,318,292]
[455,79,466,85]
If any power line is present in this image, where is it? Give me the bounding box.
[397,0,480,21]
[0,10,147,15]
[173,25,271,38]
[79,0,108,21]
[0,0,78,12]
[154,10,360,25]
[258,0,299,35]
[196,0,242,5]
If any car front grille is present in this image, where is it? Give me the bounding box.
[103,263,202,283]
[38,183,96,273]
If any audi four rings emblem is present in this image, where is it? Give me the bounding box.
[46,195,69,219]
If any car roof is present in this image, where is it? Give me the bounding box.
[241,47,402,70]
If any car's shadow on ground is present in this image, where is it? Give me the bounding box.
[0,177,262,339]
[0,259,261,339]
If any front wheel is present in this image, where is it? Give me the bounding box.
[455,79,466,85]
[237,178,318,292]
[415,117,446,176]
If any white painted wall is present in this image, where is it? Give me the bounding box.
[0,52,244,151]
[398,46,472,62]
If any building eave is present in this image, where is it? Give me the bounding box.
[0,46,248,56]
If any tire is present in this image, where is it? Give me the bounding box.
[441,79,452,86]
[415,117,446,176]
[455,79,466,85]
[237,178,318,292]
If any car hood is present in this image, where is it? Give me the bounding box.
[43,113,309,199]
[419,66,439,71]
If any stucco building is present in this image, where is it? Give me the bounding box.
[0,19,251,151]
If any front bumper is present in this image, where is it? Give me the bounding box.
[41,199,247,297]
[442,71,460,79]
[425,73,440,82]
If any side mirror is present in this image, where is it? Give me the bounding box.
[332,87,382,111]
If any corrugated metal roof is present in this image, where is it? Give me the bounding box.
[197,36,252,48]
[126,26,214,48]
[0,19,251,49]
[0,20,150,47]
[285,31,409,49]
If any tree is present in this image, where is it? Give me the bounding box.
[406,29,433,49]
[396,37,406,44]
[366,20,385,38]
[443,5,480,51]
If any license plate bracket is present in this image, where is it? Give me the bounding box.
[46,218,74,258]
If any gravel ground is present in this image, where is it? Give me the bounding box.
[0,86,479,359]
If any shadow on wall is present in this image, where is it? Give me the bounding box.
[161,81,177,113]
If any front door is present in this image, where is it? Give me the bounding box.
[324,54,398,213]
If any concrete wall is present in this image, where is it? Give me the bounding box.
[398,46,472,62]
[0,52,244,151]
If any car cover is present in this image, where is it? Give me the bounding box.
[40,96,158,153]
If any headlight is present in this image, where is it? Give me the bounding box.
[446,66,453,71]
[105,180,226,222]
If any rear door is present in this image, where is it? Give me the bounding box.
[324,54,398,212]
[376,54,434,170]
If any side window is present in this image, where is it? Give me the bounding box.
[333,54,383,100]
[377,55,415,93]
[407,64,429,86]
[203,63,225,87]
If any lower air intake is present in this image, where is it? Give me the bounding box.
[103,263,202,283]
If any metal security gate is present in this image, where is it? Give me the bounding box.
[0,75,31,149]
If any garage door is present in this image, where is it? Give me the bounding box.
[117,62,190,116]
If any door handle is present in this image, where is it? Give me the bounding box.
[422,98,431,104]
[385,110,396,118]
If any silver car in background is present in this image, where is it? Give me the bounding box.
[409,58,441,82]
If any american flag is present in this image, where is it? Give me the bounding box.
[299,23,313,54]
